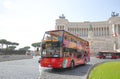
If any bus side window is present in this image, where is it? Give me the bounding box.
[58,36,62,42]
[71,37,76,43]
[77,52,82,58]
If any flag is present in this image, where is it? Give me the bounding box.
[113,32,118,37]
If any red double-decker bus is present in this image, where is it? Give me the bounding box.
[39,30,90,69]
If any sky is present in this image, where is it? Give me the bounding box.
[0,0,120,49]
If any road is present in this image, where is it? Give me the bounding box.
[0,57,120,79]
[38,57,120,79]
[0,57,40,79]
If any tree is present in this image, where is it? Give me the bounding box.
[19,46,30,51]
[0,39,7,49]
[31,42,41,48]
[12,42,19,46]
[6,41,12,49]
[24,46,30,51]
[8,46,16,50]
[5,41,19,49]
[0,39,19,49]
[31,42,41,51]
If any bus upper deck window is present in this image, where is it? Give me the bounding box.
[58,36,62,42]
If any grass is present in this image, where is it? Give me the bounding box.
[89,61,120,79]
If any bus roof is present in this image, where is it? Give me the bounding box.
[45,30,88,43]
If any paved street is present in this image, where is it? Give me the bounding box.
[0,57,120,79]
[39,57,120,79]
[0,58,40,79]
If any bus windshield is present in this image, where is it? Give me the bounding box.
[41,46,60,58]
[41,30,63,58]
[43,30,63,41]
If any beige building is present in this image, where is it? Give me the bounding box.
[55,13,120,55]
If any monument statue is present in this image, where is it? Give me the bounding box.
[111,12,119,17]
[59,14,65,19]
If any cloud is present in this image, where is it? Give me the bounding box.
[3,0,13,9]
